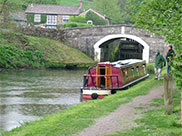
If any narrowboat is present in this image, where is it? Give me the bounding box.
[80,59,149,99]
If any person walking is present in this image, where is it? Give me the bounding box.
[166,45,175,74]
[154,49,166,80]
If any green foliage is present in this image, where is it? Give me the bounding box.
[92,0,124,24]
[85,11,108,25]
[26,14,47,25]
[147,63,155,74]
[0,45,46,68]
[69,16,87,23]
[3,74,163,136]
[0,0,92,10]
[110,41,120,61]
[133,0,182,91]
[63,22,93,28]
[128,0,144,24]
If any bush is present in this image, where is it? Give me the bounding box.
[85,11,108,25]
[63,22,78,28]
[69,16,87,23]
[147,63,155,74]
[63,22,93,28]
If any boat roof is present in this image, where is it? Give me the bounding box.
[111,59,145,68]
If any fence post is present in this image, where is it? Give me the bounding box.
[164,74,173,115]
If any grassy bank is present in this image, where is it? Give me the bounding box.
[2,72,164,136]
[0,31,94,69]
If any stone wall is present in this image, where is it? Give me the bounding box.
[57,15,62,25]
[20,25,168,62]
[20,27,66,41]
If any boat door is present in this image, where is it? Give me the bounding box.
[96,64,112,88]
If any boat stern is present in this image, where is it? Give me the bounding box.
[81,88,111,99]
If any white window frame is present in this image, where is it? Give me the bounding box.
[34,14,41,22]
[87,20,93,25]
[46,15,57,25]
[62,16,69,23]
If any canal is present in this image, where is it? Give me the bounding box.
[0,69,86,131]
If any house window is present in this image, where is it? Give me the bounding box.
[47,15,57,25]
[62,16,69,23]
[34,14,41,22]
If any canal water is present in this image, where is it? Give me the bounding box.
[0,69,86,131]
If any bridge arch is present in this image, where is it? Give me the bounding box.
[94,34,150,63]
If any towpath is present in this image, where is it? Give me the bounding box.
[76,85,163,136]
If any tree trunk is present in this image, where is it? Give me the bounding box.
[164,74,173,115]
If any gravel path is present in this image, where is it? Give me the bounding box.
[76,85,163,136]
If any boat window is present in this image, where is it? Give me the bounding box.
[136,66,140,76]
[131,68,135,78]
[124,70,128,78]
[143,64,146,73]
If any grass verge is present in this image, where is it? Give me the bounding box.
[108,82,182,135]
[2,73,163,136]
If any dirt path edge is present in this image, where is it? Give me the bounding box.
[75,86,163,136]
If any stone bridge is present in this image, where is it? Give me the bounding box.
[21,25,168,63]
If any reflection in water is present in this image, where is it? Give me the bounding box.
[0,69,86,131]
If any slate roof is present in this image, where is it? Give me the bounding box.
[80,8,111,20]
[25,4,81,15]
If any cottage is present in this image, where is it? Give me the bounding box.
[25,0,83,28]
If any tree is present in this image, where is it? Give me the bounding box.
[92,0,124,24]
[0,0,14,28]
[0,0,8,14]
[133,0,182,90]
[117,0,135,24]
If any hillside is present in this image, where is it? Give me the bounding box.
[0,30,94,69]
[0,0,93,10]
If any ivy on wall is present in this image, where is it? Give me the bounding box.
[85,11,108,25]
[69,16,87,23]
[26,14,47,25]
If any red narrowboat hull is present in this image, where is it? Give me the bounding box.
[81,59,149,100]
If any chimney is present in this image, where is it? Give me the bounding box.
[80,0,83,12]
